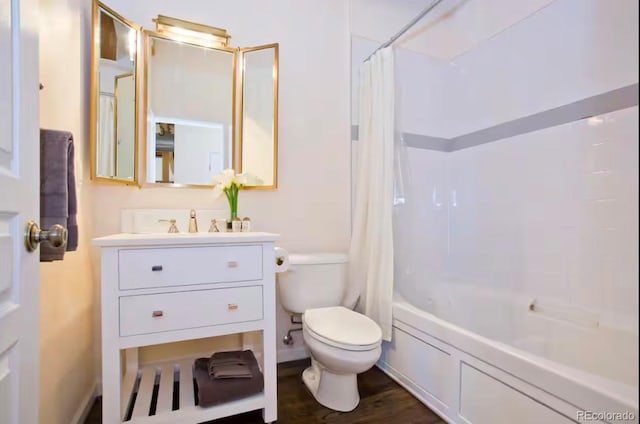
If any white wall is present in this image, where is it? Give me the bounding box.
[384,0,639,337]
[93,0,351,362]
[446,0,639,137]
[350,0,556,60]
[353,0,639,139]
[351,36,453,137]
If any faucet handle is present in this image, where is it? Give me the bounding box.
[159,219,179,233]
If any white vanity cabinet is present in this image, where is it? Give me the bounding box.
[93,232,279,424]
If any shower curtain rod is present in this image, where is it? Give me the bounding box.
[363,0,445,62]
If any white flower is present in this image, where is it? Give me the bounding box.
[212,183,225,199]
[212,168,242,200]
[220,168,236,188]
[211,169,263,200]
[211,168,236,187]
[237,173,263,186]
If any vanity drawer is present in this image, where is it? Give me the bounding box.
[118,245,262,290]
[119,286,263,337]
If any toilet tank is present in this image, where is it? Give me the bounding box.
[277,253,348,314]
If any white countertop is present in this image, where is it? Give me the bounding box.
[92,232,280,247]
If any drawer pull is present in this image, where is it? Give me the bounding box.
[151,265,163,272]
[228,304,238,311]
[152,310,164,318]
[227,261,238,268]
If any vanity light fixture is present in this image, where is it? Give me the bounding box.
[153,15,231,47]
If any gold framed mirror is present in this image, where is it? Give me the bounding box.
[142,31,237,187]
[238,44,279,189]
[88,9,280,189]
[90,0,140,184]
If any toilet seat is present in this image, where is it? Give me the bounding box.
[303,306,382,352]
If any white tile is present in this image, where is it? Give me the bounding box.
[396,107,638,335]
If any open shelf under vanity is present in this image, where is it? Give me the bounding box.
[122,357,265,424]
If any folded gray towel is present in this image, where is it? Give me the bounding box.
[209,358,248,367]
[39,129,78,262]
[208,351,249,377]
[209,359,248,378]
[194,350,263,407]
[209,350,249,363]
[211,364,253,379]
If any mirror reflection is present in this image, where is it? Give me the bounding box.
[145,35,235,186]
[240,45,279,188]
[94,4,138,182]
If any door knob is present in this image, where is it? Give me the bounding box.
[24,220,68,252]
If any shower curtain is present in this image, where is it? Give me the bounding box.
[97,94,115,176]
[346,47,395,341]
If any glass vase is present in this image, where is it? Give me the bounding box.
[226,184,239,229]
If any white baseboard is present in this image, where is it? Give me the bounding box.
[70,381,98,424]
[277,345,309,363]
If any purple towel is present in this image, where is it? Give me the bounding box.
[40,129,78,262]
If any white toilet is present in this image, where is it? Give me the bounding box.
[277,253,382,412]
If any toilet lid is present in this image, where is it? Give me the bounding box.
[303,307,382,349]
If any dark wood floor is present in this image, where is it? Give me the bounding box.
[84,359,445,424]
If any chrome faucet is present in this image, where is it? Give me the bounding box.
[188,209,198,233]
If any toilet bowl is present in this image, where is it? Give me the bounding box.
[276,253,383,412]
[301,306,382,412]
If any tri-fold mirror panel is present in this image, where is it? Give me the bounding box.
[239,45,279,188]
[144,34,236,186]
[90,1,279,189]
[91,3,139,183]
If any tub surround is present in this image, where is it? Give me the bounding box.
[348,2,639,422]
[93,232,279,423]
[380,296,638,424]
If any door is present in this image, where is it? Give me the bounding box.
[0,0,41,423]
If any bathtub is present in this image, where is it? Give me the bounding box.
[378,289,639,424]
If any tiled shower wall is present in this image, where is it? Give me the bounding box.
[398,106,639,333]
[352,0,639,334]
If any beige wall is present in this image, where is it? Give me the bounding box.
[38,0,97,423]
